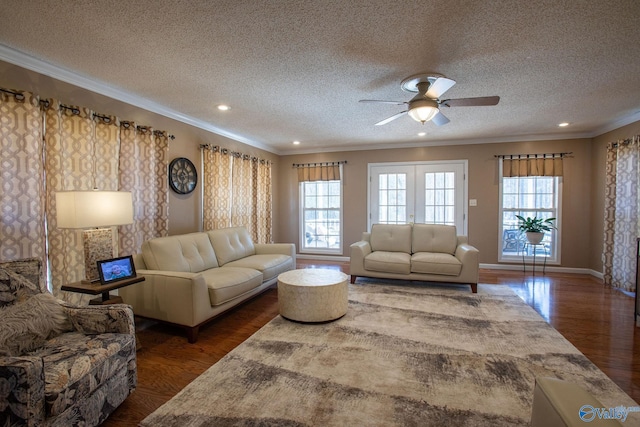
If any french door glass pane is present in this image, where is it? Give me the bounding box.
[378,173,408,224]
[424,172,455,226]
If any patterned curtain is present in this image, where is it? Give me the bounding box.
[202,146,273,243]
[502,155,564,177]
[0,90,46,262]
[44,102,109,301]
[602,136,640,291]
[118,123,169,255]
[253,158,272,243]
[231,154,254,232]
[202,146,233,230]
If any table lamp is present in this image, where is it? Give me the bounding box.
[55,190,134,283]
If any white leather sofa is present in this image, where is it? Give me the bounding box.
[349,223,479,292]
[119,227,295,342]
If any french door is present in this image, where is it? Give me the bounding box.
[369,161,467,233]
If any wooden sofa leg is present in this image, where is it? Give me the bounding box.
[187,326,199,343]
[350,275,356,284]
[470,283,477,293]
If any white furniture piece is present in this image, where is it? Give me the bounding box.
[349,223,479,292]
[119,227,295,342]
[277,269,349,322]
[531,377,623,426]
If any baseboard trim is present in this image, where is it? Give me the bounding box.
[297,254,350,262]
[480,263,602,278]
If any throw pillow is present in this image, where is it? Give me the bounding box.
[0,267,40,309]
[0,292,72,356]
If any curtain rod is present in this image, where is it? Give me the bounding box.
[0,88,25,100]
[494,152,572,159]
[200,144,272,164]
[608,135,640,148]
[292,161,347,168]
[0,87,175,140]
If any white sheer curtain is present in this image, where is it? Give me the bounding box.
[602,136,640,291]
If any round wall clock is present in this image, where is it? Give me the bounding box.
[169,157,197,194]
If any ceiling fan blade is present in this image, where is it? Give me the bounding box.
[440,96,500,107]
[375,110,408,126]
[425,77,456,99]
[432,111,450,126]
[359,99,408,105]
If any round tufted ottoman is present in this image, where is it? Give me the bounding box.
[277,269,349,322]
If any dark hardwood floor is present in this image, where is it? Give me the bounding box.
[102,262,640,426]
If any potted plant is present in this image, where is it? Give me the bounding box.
[515,215,556,245]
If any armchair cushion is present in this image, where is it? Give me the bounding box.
[0,293,72,357]
[30,332,135,418]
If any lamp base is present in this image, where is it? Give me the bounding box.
[83,228,114,282]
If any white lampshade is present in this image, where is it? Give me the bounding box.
[55,191,134,229]
[407,99,440,124]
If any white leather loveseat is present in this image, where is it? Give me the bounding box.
[349,223,479,292]
[119,227,295,342]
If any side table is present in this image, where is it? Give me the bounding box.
[522,243,547,275]
[62,276,145,350]
[62,276,145,305]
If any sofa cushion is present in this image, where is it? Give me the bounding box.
[412,224,458,254]
[29,331,135,418]
[200,267,263,306]
[142,233,218,273]
[369,224,412,253]
[208,227,256,266]
[224,254,292,282]
[364,251,411,274]
[411,252,462,276]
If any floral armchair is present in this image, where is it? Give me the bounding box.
[0,258,137,427]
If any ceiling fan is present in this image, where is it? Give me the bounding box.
[360,73,500,126]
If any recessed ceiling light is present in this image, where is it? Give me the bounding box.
[418,132,426,136]
[217,104,230,111]
[558,122,569,127]
[293,140,301,145]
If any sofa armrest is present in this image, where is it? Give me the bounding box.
[62,303,135,335]
[349,241,372,277]
[255,243,296,260]
[454,243,480,283]
[119,269,211,327]
[0,356,46,426]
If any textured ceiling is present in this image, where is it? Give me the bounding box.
[1,1,639,154]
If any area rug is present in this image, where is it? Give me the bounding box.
[140,281,637,426]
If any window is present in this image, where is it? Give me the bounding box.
[499,174,561,263]
[300,180,342,253]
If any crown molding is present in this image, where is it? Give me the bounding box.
[278,131,595,155]
[592,110,640,137]
[0,44,277,154]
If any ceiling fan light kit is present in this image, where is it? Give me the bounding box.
[360,72,500,127]
[407,98,439,124]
